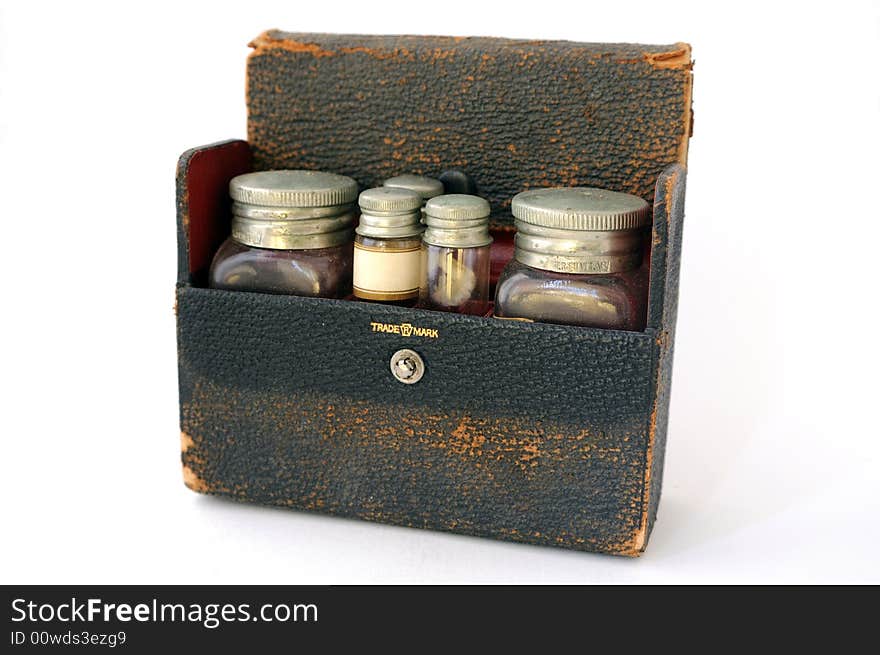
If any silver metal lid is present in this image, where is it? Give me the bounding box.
[423,194,492,248]
[230,170,359,208]
[425,194,491,220]
[511,187,650,231]
[228,170,357,250]
[383,175,444,202]
[357,187,423,239]
[358,186,423,213]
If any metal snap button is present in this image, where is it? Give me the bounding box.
[390,349,425,384]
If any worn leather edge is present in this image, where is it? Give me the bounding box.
[249,30,693,73]
[626,163,686,555]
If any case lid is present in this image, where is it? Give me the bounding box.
[246,31,692,226]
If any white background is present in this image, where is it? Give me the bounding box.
[1,0,878,584]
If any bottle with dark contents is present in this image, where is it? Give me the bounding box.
[420,194,492,315]
[209,170,358,297]
[494,187,650,330]
[353,187,424,306]
[382,174,444,219]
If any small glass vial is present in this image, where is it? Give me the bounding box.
[353,187,424,306]
[494,187,650,330]
[383,174,444,218]
[209,170,358,297]
[420,194,492,315]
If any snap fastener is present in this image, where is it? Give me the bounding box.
[390,349,425,384]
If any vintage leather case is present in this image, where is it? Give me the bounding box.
[176,31,692,556]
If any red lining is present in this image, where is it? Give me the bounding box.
[184,141,252,280]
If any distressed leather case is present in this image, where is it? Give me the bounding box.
[176,31,692,556]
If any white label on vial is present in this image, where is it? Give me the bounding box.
[353,244,422,301]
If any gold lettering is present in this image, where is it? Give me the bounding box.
[368,321,440,339]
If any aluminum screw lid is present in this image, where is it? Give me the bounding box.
[357,187,423,239]
[423,194,492,248]
[358,186,423,213]
[512,187,650,231]
[230,170,359,208]
[424,194,491,221]
[383,175,444,201]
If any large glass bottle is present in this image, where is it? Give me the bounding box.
[493,187,650,330]
[209,170,358,297]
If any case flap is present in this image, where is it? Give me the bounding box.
[246,31,693,225]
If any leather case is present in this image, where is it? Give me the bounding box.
[176,31,693,556]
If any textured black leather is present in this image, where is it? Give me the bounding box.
[247,31,692,226]
[175,33,692,556]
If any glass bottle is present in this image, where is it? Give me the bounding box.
[353,187,424,306]
[209,170,358,297]
[494,187,651,330]
[382,174,444,219]
[420,194,492,315]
